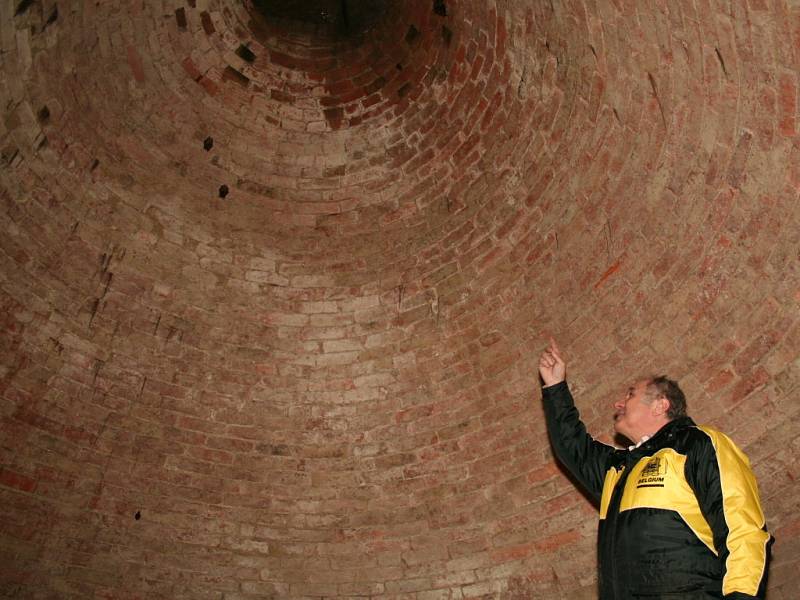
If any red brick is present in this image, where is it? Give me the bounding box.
[126,46,145,83]
[0,468,37,493]
[778,72,797,137]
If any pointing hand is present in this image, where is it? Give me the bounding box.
[539,338,566,386]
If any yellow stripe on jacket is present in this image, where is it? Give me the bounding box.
[698,426,770,597]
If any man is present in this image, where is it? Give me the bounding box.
[538,340,771,599]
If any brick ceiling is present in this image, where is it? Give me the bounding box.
[1,1,799,598]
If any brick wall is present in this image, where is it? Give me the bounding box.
[1,0,798,598]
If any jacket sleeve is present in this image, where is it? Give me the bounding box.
[541,381,616,502]
[686,427,772,599]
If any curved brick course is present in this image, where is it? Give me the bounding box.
[1,1,798,598]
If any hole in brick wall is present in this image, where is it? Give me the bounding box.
[175,7,187,29]
[134,511,141,520]
[340,0,350,31]
[323,107,344,129]
[222,66,250,87]
[1,145,19,166]
[219,185,229,199]
[441,25,452,46]
[236,44,257,63]
[324,164,346,177]
[90,159,100,172]
[14,0,34,16]
[45,5,58,26]
[270,444,289,456]
[200,11,215,35]
[405,24,420,45]
[396,63,403,70]
[249,0,390,35]
[203,137,214,151]
[433,0,447,17]
[37,106,50,124]
[270,89,294,103]
[398,83,411,97]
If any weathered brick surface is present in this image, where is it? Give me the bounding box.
[1,0,799,598]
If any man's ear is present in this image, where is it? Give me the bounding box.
[652,397,670,417]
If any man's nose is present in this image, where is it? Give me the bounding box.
[613,398,624,409]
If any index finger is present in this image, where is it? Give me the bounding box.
[548,337,563,361]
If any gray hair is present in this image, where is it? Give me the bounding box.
[645,376,687,420]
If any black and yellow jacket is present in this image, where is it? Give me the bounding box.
[543,381,771,599]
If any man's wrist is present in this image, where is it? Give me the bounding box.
[541,379,566,389]
[542,379,567,396]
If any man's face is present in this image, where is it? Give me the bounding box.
[613,380,655,442]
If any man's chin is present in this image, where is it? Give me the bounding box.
[613,423,630,441]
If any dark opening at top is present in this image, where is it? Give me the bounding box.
[248,0,389,35]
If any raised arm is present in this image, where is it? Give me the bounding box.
[539,340,616,502]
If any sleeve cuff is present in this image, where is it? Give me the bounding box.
[541,380,568,396]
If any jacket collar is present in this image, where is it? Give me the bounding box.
[629,416,695,456]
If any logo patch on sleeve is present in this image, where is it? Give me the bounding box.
[637,456,667,488]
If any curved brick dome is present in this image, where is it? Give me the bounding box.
[1,1,798,598]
